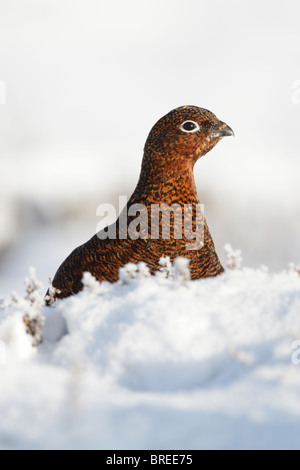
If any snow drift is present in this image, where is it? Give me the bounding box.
[1,252,300,450]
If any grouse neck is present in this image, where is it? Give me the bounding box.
[131,156,199,206]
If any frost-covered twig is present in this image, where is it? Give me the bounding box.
[44,278,61,306]
[288,263,300,276]
[173,257,191,284]
[118,257,191,285]
[224,243,243,270]
[12,267,44,346]
[158,256,173,279]
[119,262,150,284]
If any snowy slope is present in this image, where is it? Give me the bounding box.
[1,254,300,450]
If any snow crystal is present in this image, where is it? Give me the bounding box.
[173,257,191,284]
[224,243,243,270]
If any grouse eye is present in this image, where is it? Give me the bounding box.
[179,120,200,133]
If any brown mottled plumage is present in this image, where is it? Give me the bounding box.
[47,105,234,302]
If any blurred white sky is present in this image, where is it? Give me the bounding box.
[0,0,300,289]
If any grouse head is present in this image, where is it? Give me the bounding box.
[144,105,234,166]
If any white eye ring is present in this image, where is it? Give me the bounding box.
[179,120,201,133]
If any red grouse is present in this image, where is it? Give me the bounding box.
[47,105,234,302]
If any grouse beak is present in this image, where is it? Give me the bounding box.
[211,122,235,138]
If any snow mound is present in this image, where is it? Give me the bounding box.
[1,257,300,449]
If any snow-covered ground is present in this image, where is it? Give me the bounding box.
[1,255,300,450]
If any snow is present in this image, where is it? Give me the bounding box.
[1,256,300,450]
